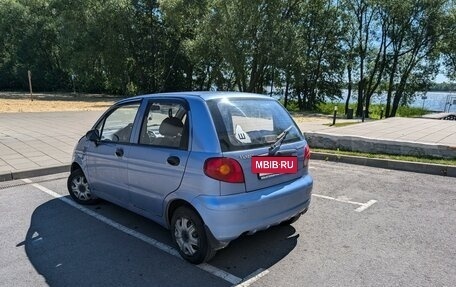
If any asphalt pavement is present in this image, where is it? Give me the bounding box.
[0,111,455,181]
[1,162,455,286]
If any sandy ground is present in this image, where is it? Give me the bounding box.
[0,98,115,112]
[0,92,118,113]
[0,92,331,123]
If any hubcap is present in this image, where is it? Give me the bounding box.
[174,217,199,256]
[70,175,92,201]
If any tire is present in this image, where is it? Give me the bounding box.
[280,213,301,226]
[171,206,216,264]
[67,169,99,205]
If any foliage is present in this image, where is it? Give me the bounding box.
[429,82,456,91]
[0,0,454,117]
[396,106,429,117]
[317,102,427,118]
[441,4,456,80]
[316,102,351,115]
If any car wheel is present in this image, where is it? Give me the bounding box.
[171,206,216,264]
[67,169,99,205]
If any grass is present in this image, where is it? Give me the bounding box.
[316,102,429,119]
[313,148,456,166]
[396,106,429,117]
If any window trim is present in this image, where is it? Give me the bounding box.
[137,98,190,150]
[207,98,303,152]
[95,101,142,144]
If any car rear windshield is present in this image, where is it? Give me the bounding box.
[207,98,303,151]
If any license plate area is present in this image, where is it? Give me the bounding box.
[257,172,280,180]
[251,156,298,178]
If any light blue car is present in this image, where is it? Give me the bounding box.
[68,92,313,264]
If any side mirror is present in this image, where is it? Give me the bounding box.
[86,129,100,143]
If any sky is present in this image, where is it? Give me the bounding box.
[435,73,450,83]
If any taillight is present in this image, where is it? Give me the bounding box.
[204,157,245,183]
[304,144,311,167]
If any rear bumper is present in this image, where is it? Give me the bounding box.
[192,174,313,245]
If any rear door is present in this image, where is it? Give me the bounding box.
[208,98,306,192]
[127,99,190,216]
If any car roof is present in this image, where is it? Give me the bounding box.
[115,91,272,105]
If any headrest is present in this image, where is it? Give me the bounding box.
[159,117,183,137]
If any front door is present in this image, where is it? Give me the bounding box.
[85,102,141,204]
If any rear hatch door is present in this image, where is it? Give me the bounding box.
[207,97,307,192]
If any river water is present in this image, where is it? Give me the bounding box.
[340,90,456,112]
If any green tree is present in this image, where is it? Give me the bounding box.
[0,0,28,89]
[383,0,447,117]
[343,0,387,117]
[441,3,456,80]
[292,0,345,110]
[0,0,452,108]
[0,0,67,91]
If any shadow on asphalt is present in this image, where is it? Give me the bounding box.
[212,225,299,278]
[18,196,298,286]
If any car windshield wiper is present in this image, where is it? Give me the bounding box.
[268,125,293,156]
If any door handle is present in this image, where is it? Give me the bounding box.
[115,148,124,157]
[167,156,180,166]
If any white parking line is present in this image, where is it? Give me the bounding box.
[354,200,377,212]
[312,193,377,212]
[21,179,243,285]
[235,268,270,287]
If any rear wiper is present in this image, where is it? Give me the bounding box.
[268,125,293,155]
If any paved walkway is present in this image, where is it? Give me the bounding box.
[301,117,456,145]
[302,117,456,159]
[0,111,103,178]
[0,111,455,180]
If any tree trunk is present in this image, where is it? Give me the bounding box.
[386,54,399,117]
[390,90,402,117]
[284,73,290,108]
[345,65,352,115]
[356,79,364,117]
[205,65,213,91]
[296,86,303,111]
[364,21,388,118]
[247,56,258,92]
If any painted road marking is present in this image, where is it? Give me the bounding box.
[354,200,377,212]
[312,193,377,212]
[21,179,243,285]
[235,268,270,287]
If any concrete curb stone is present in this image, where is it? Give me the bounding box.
[0,165,70,182]
[305,132,456,159]
[1,154,454,183]
[312,152,456,177]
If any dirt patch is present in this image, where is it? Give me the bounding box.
[0,92,331,124]
[290,112,333,124]
[0,92,119,113]
[0,99,115,113]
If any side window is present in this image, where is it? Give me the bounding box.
[139,101,188,149]
[99,103,140,143]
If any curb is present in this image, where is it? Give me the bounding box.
[312,152,456,177]
[305,132,456,159]
[1,154,455,183]
[0,165,70,182]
